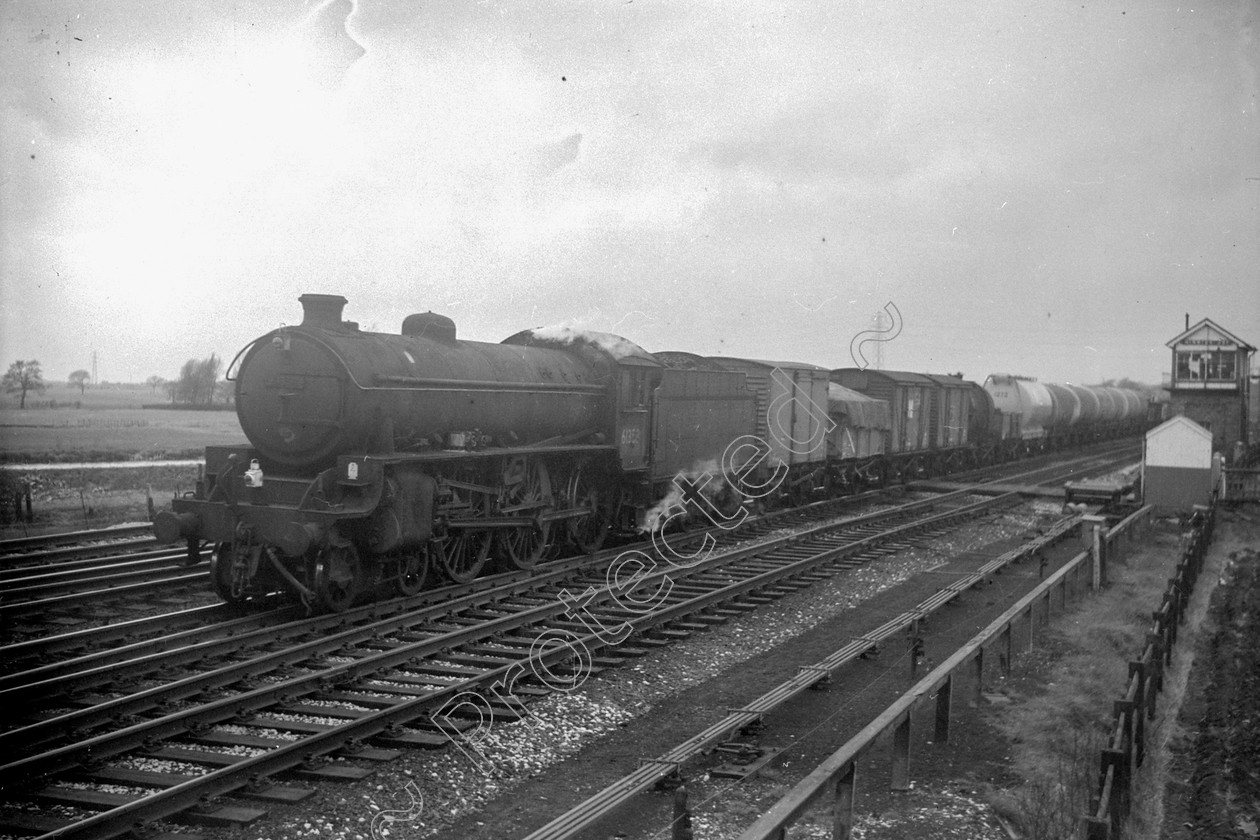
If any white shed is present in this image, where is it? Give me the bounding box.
[1143,416,1216,512]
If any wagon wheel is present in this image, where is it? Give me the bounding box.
[436,527,492,583]
[564,462,609,553]
[789,473,817,506]
[495,458,553,571]
[713,483,747,523]
[314,541,361,612]
[210,542,251,606]
[394,546,430,597]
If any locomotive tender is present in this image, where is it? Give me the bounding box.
[155,294,1147,611]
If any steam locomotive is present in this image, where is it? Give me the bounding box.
[154,294,1146,611]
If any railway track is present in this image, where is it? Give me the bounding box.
[0,445,1137,838]
[1,443,1133,680]
[0,441,1133,633]
[512,450,1139,840]
[0,527,213,632]
[520,514,1086,840]
[0,524,153,558]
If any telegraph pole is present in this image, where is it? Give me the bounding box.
[871,310,887,370]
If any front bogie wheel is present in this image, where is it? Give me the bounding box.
[394,547,430,597]
[210,542,252,606]
[314,541,362,612]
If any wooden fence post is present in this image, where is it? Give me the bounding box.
[671,785,693,840]
[1127,664,1147,766]
[1082,515,1107,590]
[973,647,985,708]
[1082,815,1111,840]
[891,715,911,792]
[1104,748,1128,829]
[832,762,857,840]
[1146,632,1164,712]
[934,675,953,744]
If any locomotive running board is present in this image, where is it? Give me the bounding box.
[365,443,616,465]
[445,507,592,529]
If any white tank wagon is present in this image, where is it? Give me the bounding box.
[983,374,1146,450]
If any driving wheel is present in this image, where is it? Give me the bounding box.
[564,462,609,553]
[436,528,492,583]
[495,458,553,571]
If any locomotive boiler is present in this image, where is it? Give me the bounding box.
[155,294,661,611]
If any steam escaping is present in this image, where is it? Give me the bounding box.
[641,482,684,534]
[528,325,651,361]
[640,458,733,533]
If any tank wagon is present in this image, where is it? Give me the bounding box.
[155,294,1149,611]
[983,374,1145,453]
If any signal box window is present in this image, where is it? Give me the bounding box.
[1176,350,1237,382]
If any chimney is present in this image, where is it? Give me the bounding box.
[1185,313,1189,331]
[299,294,349,328]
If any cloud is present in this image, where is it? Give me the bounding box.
[531,132,583,176]
[0,1,1256,384]
[296,0,366,89]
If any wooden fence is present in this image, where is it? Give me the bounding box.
[1081,503,1215,838]
[736,505,1156,840]
[1222,468,1260,503]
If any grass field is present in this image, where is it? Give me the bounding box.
[0,385,248,536]
[1,381,189,411]
[0,385,243,463]
[0,408,245,462]
[0,386,245,534]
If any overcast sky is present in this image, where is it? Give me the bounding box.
[2,0,1257,387]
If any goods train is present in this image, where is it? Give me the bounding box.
[154,294,1147,611]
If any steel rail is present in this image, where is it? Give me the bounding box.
[0,602,277,668]
[4,446,1134,838]
[0,524,153,556]
[0,537,162,575]
[0,482,964,696]
[0,491,983,768]
[517,453,1134,840]
[0,552,205,596]
[519,498,1056,840]
[0,486,900,697]
[13,491,1015,840]
[0,571,210,620]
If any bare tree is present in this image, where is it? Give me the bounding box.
[3,360,47,409]
[214,378,235,405]
[175,354,222,406]
[68,369,91,395]
[145,374,165,395]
